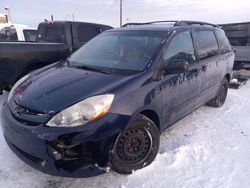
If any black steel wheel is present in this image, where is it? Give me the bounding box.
[207,77,229,107]
[111,114,159,174]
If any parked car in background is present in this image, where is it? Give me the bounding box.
[0,21,113,94]
[0,24,36,42]
[1,21,234,177]
[220,22,250,70]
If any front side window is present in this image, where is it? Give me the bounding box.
[164,31,195,64]
[77,24,100,43]
[195,30,219,59]
[69,31,166,73]
[0,27,18,41]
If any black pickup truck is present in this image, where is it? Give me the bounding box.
[0,21,113,94]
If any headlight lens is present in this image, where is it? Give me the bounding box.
[46,94,115,127]
[8,74,30,102]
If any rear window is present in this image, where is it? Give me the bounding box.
[37,24,66,43]
[195,30,219,59]
[23,29,37,42]
[215,30,231,53]
[77,24,100,43]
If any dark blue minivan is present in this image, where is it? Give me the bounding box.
[1,21,234,177]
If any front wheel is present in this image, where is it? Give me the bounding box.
[111,114,160,174]
[207,77,229,107]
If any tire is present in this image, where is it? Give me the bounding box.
[207,77,229,107]
[111,114,160,174]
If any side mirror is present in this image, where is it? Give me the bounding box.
[164,60,189,75]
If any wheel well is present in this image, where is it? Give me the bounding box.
[140,110,160,130]
[225,74,230,83]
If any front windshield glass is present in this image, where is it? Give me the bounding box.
[69,31,166,73]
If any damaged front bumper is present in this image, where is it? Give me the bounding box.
[0,102,130,177]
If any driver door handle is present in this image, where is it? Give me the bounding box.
[193,68,200,77]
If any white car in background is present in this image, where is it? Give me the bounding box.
[0,24,36,41]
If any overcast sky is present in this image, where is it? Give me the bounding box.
[0,0,250,28]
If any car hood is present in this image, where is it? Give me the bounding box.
[13,64,131,113]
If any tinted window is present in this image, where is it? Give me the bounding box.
[195,30,219,59]
[164,31,195,64]
[38,25,65,43]
[221,24,250,46]
[70,31,166,73]
[100,25,113,32]
[215,30,232,53]
[77,24,100,43]
[226,37,249,46]
[0,27,18,41]
[23,29,37,42]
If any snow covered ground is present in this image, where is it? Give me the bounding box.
[0,83,250,188]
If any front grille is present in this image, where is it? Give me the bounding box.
[9,100,44,116]
[8,100,49,126]
[11,115,41,126]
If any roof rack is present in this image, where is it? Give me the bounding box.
[122,21,178,27]
[122,20,219,28]
[175,21,219,28]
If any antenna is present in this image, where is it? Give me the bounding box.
[120,0,122,27]
[4,6,11,23]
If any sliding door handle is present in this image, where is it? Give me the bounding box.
[202,65,207,71]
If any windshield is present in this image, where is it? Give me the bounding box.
[69,31,166,73]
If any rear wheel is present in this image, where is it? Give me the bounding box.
[111,114,159,174]
[207,78,229,107]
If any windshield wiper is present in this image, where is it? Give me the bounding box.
[65,58,71,66]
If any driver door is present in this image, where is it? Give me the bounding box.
[159,30,202,127]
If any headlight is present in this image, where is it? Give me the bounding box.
[46,94,115,127]
[8,74,30,102]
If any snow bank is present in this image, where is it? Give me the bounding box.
[1,83,250,188]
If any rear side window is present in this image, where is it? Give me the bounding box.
[195,30,219,59]
[77,24,100,43]
[164,31,195,64]
[215,30,231,53]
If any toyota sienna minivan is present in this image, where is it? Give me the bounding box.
[1,21,234,177]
